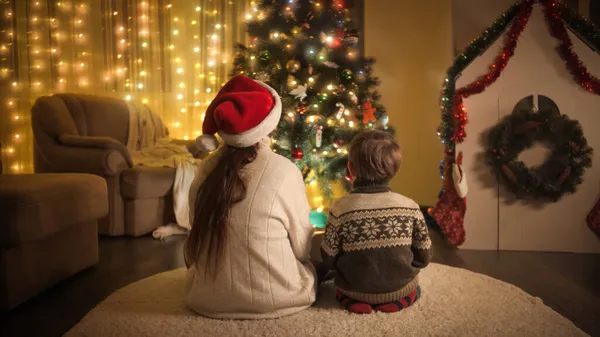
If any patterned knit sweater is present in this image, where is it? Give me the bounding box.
[320,182,432,304]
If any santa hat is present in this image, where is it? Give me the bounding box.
[195,75,282,152]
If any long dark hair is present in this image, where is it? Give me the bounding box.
[186,144,259,279]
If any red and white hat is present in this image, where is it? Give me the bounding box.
[195,75,282,152]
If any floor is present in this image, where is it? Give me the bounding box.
[1,226,599,337]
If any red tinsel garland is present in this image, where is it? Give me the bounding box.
[450,0,534,143]
[541,0,600,95]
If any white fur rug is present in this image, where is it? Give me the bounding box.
[65,263,587,337]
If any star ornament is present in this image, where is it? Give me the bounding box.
[290,84,308,101]
[361,101,377,124]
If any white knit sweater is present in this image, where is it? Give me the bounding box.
[185,139,317,319]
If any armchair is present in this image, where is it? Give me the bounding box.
[31,93,200,236]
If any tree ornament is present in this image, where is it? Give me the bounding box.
[286,60,301,73]
[322,28,344,48]
[381,115,389,129]
[296,103,306,114]
[323,61,339,68]
[290,84,308,101]
[334,0,345,10]
[259,50,271,61]
[342,68,352,80]
[269,62,282,74]
[301,164,310,178]
[356,70,366,82]
[308,64,313,75]
[485,107,592,201]
[291,26,302,36]
[345,169,353,182]
[335,102,345,119]
[291,147,304,161]
[315,126,323,148]
[255,71,270,83]
[361,101,377,124]
[348,91,358,104]
[302,22,310,30]
[344,28,359,46]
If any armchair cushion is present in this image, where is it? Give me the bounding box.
[0,174,108,248]
[59,134,133,167]
[120,166,175,199]
[32,96,79,138]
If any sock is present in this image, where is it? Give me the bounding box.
[374,286,421,313]
[336,290,372,314]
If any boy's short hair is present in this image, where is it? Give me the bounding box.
[348,130,402,182]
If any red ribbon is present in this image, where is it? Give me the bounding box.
[450,0,535,143]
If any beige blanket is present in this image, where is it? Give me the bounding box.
[125,102,201,238]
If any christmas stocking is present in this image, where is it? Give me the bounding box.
[430,152,468,246]
[587,196,600,238]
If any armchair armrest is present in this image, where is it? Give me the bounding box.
[59,134,133,167]
[44,145,131,177]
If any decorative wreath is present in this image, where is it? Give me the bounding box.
[486,108,593,201]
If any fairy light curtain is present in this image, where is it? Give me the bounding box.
[0,0,252,173]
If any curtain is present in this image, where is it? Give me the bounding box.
[0,0,252,173]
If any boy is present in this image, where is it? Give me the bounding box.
[321,130,432,314]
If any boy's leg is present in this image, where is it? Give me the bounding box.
[336,290,373,314]
[373,286,421,313]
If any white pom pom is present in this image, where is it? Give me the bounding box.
[452,163,468,198]
[195,134,219,152]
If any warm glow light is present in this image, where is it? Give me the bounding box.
[5,1,245,172]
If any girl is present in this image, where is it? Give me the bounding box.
[185,75,317,319]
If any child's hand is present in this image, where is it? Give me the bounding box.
[452,151,468,198]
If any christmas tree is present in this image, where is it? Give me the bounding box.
[232,0,392,205]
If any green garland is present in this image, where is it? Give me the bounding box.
[556,1,600,51]
[485,108,593,201]
[439,1,524,149]
[439,0,600,150]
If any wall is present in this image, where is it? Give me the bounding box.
[364,1,452,206]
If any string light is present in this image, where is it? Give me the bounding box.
[2,0,247,173]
